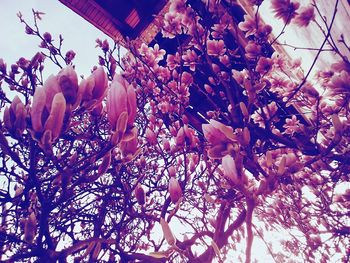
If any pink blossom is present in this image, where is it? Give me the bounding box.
[169,177,182,203]
[31,87,47,133]
[44,92,66,141]
[57,65,79,105]
[222,155,239,184]
[202,119,235,145]
[3,96,26,135]
[207,39,226,56]
[271,0,300,24]
[163,13,182,38]
[43,75,61,111]
[135,183,146,205]
[107,74,137,130]
[211,23,227,39]
[245,41,261,59]
[91,67,108,100]
[182,49,198,71]
[166,52,181,70]
[120,127,138,157]
[146,128,157,145]
[283,115,301,135]
[239,15,260,37]
[256,57,273,74]
[329,70,350,96]
[151,44,166,63]
[295,6,315,27]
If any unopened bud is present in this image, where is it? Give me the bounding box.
[169,177,182,203]
[277,156,286,176]
[24,212,37,243]
[239,102,249,120]
[242,127,250,145]
[160,218,176,246]
[44,92,66,142]
[97,151,111,176]
[135,183,146,205]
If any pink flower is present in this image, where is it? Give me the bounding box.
[239,15,260,37]
[120,127,138,157]
[146,128,157,145]
[182,49,198,71]
[3,96,26,135]
[151,44,166,63]
[107,74,137,130]
[245,41,261,59]
[222,155,239,184]
[79,67,108,108]
[283,115,301,135]
[135,183,146,205]
[31,87,47,133]
[169,177,182,203]
[207,39,226,56]
[295,6,315,27]
[202,119,235,145]
[271,0,300,24]
[43,75,61,111]
[91,67,108,101]
[256,57,273,74]
[166,52,181,70]
[329,70,350,96]
[43,92,66,141]
[57,65,79,105]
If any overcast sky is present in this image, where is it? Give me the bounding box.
[0,0,113,78]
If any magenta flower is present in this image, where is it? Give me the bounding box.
[79,67,108,108]
[169,177,182,203]
[43,75,61,111]
[57,65,79,105]
[283,115,302,135]
[43,92,66,142]
[271,0,300,24]
[222,155,239,184]
[207,39,226,56]
[107,74,137,130]
[202,119,236,145]
[329,70,350,96]
[239,15,260,37]
[256,57,273,74]
[31,87,47,133]
[295,6,315,27]
[245,41,261,59]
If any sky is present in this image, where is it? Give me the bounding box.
[0,0,113,78]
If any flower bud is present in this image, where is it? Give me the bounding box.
[222,155,239,184]
[277,156,286,176]
[160,218,176,246]
[24,212,37,243]
[97,151,111,176]
[242,127,250,145]
[57,65,79,105]
[146,128,157,145]
[92,67,108,101]
[169,177,182,203]
[31,86,46,133]
[44,92,66,142]
[135,183,146,205]
[168,166,176,177]
[239,102,249,120]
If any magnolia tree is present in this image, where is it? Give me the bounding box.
[0,0,349,262]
